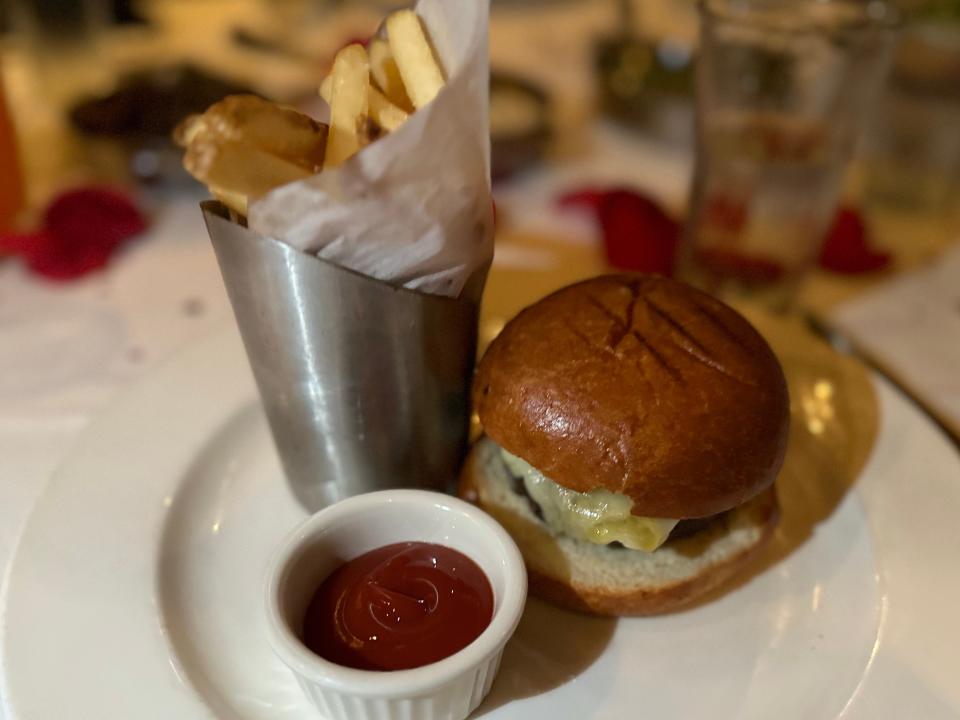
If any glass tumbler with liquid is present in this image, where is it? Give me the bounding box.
[680,0,900,311]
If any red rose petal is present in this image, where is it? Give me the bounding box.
[558,187,680,275]
[557,188,606,211]
[44,187,147,251]
[0,231,49,255]
[819,207,891,275]
[0,186,147,281]
[24,230,116,280]
[597,190,680,275]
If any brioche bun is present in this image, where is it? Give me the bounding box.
[460,438,779,615]
[473,275,789,519]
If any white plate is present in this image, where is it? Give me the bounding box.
[2,324,960,719]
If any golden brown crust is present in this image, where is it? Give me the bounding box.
[473,274,789,518]
[458,448,780,616]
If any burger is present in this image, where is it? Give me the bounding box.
[460,275,789,615]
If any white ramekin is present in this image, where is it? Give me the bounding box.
[265,489,527,720]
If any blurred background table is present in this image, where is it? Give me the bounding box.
[1,1,958,684]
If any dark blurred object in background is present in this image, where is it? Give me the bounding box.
[109,0,147,25]
[0,75,25,231]
[594,0,694,145]
[864,18,960,213]
[898,0,960,23]
[1,0,146,33]
[5,0,106,42]
[5,0,110,106]
[69,65,259,184]
[490,71,551,181]
[70,64,257,141]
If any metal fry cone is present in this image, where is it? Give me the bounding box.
[202,201,487,511]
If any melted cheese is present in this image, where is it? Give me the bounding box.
[501,448,678,552]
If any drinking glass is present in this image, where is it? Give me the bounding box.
[864,22,960,214]
[679,0,899,311]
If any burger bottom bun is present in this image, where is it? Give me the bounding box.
[459,438,779,616]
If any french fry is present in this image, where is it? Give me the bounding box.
[319,75,332,104]
[320,75,408,133]
[183,139,313,215]
[367,86,408,132]
[368,38,413,112]
[208,185,250,217]
[175,113,206,146]
[184,140,313,194]
[175,95,327,172]
[176,10,445,213]
[174,95,325,216]
[386,10,445,110]
[324,44,371,168]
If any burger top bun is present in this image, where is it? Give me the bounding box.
[473,275,790,519]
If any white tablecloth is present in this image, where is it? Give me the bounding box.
[0,196,232,611]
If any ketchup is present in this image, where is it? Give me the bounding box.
[302,542,494,671]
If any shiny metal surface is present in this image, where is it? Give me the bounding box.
[202,201,487,511]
